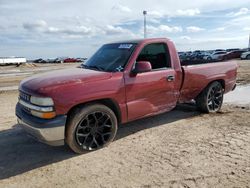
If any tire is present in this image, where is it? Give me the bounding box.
[247,55,250,60]
[196,81,224,113]
[66,104,118,154]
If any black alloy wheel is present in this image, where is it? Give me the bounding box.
[66,104,117,154]
[75,111,113,150]
[196,81,224,113]
[206,83,224,112]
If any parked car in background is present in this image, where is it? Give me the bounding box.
[33,58,47,63]
[76,58,85,63]
[226,48,240,52]
[54,57,67,63]
[198,51,212,60]
[47,59,57,63]
[223,50,246,60]
[190,50,203,60]
[241,51,250,60]
[215,49,225,52]
[204,51,227,61]
[64,58,81,63]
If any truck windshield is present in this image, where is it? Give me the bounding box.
[82,43,136,72]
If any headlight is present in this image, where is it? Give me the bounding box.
[30,96,54,106]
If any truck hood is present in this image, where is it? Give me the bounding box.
[20,68,112,94]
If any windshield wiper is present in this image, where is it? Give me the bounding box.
[80,64,106,72]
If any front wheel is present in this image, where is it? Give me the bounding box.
[196,81,224,113]
[247,55,250,60]
[66,104,118,154]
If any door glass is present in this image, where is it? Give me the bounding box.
[136,43,171,69]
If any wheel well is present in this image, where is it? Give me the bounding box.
[203,79,225,91]
[196,79,225,99]
[66,98,122,124]
[215,79,225,89]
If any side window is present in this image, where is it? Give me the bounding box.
[136,43,171,70]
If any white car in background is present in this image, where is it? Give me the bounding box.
[241,51,250,60]
[204,51,227,61]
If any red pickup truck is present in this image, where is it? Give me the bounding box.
[16,38,237,153]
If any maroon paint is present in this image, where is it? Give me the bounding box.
[19,38,238,124]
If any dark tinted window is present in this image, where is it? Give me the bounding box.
[136,43,171,69]
[84,43,136,72]
[215,52,226,55]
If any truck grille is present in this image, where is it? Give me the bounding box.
[19,91,31,114]
[19,91,30,102]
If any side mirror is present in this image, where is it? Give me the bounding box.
[132,61,152,74]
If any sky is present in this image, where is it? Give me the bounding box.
[0,0,250,59]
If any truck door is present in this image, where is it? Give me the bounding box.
[125,43,178,121]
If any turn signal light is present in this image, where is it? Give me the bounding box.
[31,110,56,119]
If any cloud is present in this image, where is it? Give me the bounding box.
[243,27,250,31]
[112,4,131,13]
[148,11,164,18]
[46,26,93,36]
[23,19,135,38]
[159,25,183,32]
[23,20,47,31]
[23,20,94,38]
[176,9,200,16]
[2,0,250,58]
[180,36,191,40]
[147,25,183,35]
[0,25,5,30]
[148,18,161,24]
[186,26,205,33]
[214,27,225,31]
[176,35,249,51]
[229,7,249,17]
[195,36,248,43]
[227,15,250,28]
[104,25,132,35]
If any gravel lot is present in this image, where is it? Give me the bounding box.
[0,60,250,187]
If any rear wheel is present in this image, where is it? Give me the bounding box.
[247,55,250,60]
[196,81,224,113]
[66,104,118,154]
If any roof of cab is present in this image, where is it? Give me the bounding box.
[107,38,170,44]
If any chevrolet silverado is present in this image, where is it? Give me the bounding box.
[16,38,237,153]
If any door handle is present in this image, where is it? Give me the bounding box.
[167,75,175,81]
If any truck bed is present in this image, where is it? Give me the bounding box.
[178,61,238,103]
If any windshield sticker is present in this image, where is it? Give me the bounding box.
[116,66,124,72]
[118,44,133,49]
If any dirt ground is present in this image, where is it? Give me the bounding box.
[236,60,250,85]
[0,63,78,89]
[0,60,250,187]
[0,90,249,187]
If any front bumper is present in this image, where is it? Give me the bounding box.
[16,103,67,146]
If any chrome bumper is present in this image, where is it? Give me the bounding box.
[16,103,66,146]
[17,118,65,146]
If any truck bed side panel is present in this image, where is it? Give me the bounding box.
[179,61,237,103]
